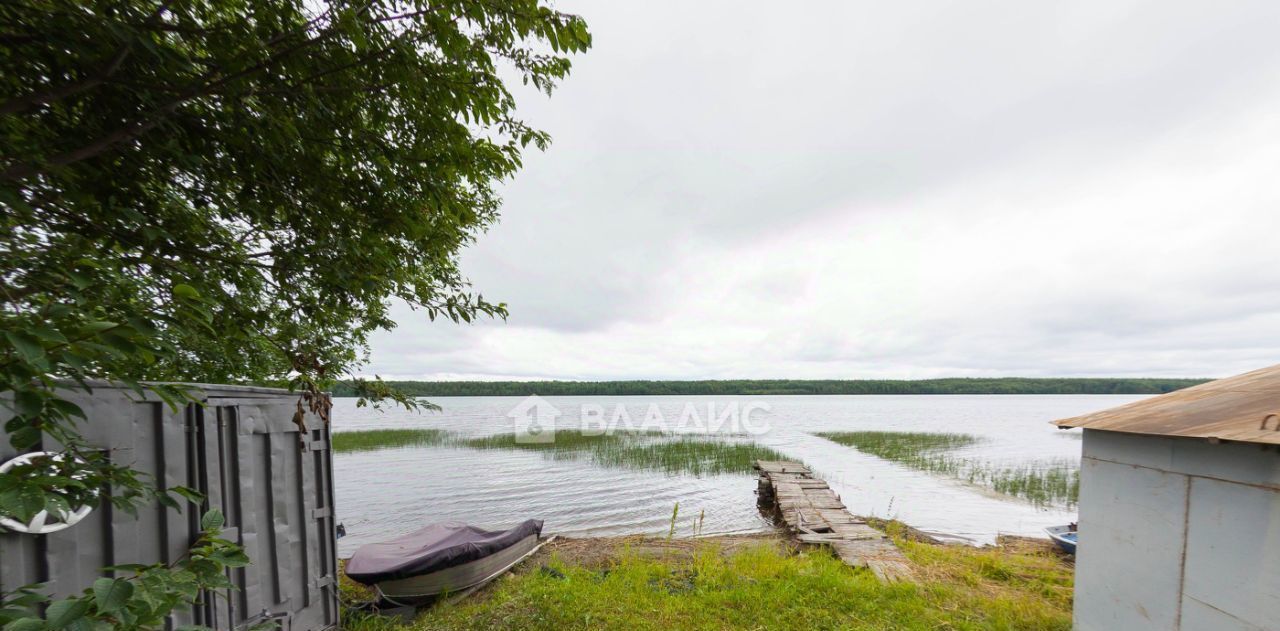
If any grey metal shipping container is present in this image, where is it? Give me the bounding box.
[0,383,339,630]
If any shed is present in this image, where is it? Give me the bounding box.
[0,383,340,630]
[1054,365,1280,631]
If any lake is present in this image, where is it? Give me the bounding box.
[332,394,1143,555]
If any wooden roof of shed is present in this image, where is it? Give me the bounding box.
[1053,364,1280,445]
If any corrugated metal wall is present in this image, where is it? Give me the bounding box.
[0,384,339,630]
[1074,430,1280,631]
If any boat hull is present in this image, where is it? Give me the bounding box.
[374,533,541,605]
[1044,525,1077,554]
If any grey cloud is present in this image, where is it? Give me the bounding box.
[365,0,1280,380]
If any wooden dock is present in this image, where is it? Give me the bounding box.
[754,460,913,582]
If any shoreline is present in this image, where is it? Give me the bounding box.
[341,527,1075,630]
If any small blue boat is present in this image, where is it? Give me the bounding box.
[1044,524,1077,554]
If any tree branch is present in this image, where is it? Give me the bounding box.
[0,2,460,183]
[0,1,178,116]
[1,112,168,181]
[0,45,133,116]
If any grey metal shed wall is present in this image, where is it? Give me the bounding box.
[0,384,338,631]
[1074,430,1280,631]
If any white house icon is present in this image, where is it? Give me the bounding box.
[507,394,560,443]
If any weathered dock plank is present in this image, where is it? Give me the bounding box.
[754,460,913,583]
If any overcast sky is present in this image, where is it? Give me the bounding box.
[365,0,1280,381]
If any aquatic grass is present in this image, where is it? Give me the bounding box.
[343,536,1073,630]
[603,436,790,476]
[463,430,791,476]
[817,431,980,476]
[818,431,982,455]
[332,428,452,453]
[459,429,656,463]
[976,461,1080,508]
[818,431,1079,507]
[330,428,788,476]
[460,429,663,451]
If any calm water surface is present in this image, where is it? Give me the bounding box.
[332,394,1142,554]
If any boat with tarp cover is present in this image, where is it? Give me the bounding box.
[346,519,547,606]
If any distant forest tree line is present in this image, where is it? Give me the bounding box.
[329,377,1208,397]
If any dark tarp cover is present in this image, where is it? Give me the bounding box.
[345,520,543,584]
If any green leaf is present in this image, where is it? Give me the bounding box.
[77,322,118,336]
[42,599,88,629]
[11,486,46,522]
[171,487,205,504]
[172,284,200,300]
[31,473,85,488]
[91,578,133,614]
[167,571,200,599]
[13,391,44,417]
[3,332,44,363]
[44,495,72,519]
[210,549,250,568]
[0,586,48,610]
[62,618,107,631]
[96,332,137,354]
[3,617,46,631]
[29,326,68,345]
[100,564,150,573]
[65,271,92,290]
[45,399,86,421]
[200,509,224,531]
[10,426,42,450]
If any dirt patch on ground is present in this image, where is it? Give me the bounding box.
[863,518,943,544]
[997,534,1075,565]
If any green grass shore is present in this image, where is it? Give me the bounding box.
[341,530,1074,630]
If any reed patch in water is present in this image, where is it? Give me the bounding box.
[464,430,790,476]
[460,429,659,450]
[972,460,1080,508]
[817,431,979,476]
[817,431,1079,507]
[604,435,789,476]
[333,427,796,476]
[331,428,452,452]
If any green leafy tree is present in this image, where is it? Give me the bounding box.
[0,0,589,627]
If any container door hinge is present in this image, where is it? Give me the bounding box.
[241,608,290,631]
